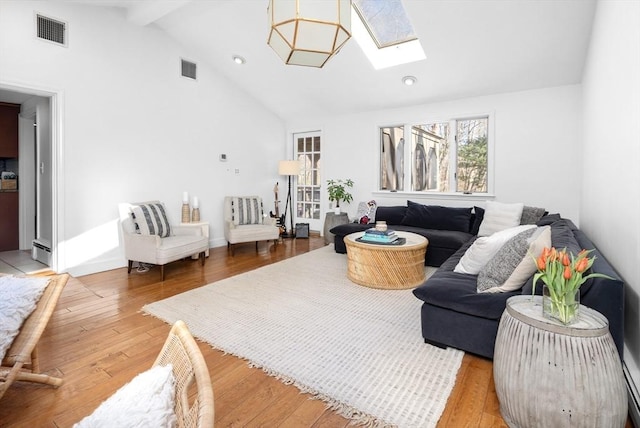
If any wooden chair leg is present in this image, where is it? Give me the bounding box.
[160,265,165,281]
[127,260,133,274]
[200,252,205,266]
[255,241,259,252]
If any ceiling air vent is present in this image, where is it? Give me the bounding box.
[36,14,66,46]
[181,59,197,80]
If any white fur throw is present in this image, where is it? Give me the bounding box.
[0,275,50,361]
[74,364,176,428]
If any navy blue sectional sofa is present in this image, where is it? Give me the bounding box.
[330,202,477,267]
[331,202,625,360]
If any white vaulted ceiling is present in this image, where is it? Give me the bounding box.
[68,0,596,121]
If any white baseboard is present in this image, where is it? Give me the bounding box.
[64,257,123,277]
[624,361,640,427]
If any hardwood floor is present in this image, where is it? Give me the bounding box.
[0,235,633,427]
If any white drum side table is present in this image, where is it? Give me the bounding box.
[493,295,627,428]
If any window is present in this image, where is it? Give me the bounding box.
[455,118,488,193]
[380,117,490,194]
[380,126,404,191]
[296,132,321,221]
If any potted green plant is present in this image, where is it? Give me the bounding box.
[327,179,354,214]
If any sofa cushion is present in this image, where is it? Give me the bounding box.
[454,225,536,275]
[374,206,407,225]
[130,203,171,238]
[470,206,485,235]
[330,223,371,237]
[231,197,263,225]
[401,201,472,232]
[478,201,524,236]
[477,226,551,293]
[536,213,561,226]
[413,269,519,321]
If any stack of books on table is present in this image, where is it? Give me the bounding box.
[360,228,401,244]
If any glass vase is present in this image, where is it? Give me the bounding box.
[542,284,580,325]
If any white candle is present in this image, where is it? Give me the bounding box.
[183,191,189,204]
[193,196,199,209]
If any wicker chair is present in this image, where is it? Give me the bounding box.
[0,273,70,399]
[154,320,214,428]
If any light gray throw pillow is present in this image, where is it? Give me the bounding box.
[477,226,551,293]
[520,206,546,225]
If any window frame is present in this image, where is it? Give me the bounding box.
[374,113,495,200]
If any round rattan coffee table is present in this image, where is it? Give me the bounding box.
[344,231,428,289]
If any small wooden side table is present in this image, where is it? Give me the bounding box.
[494,295,627,428]
[180,221,210,258]
[323,212,349,244]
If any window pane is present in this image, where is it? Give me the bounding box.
[353,0,417,48]
[411,123,449,191]
[294,132,321,225]
[456,118,488,193]
[380,126,404,191]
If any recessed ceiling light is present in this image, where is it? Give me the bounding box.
[232,55,246,65]
[402,76,417,86]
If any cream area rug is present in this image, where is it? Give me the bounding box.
[143,246,464,427]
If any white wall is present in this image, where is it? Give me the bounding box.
[0,1,286,275]
[581,0,640,416]
[288,85,583,222]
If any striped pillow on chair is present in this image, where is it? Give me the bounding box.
[231,197,263,226]
[130,202,172,238]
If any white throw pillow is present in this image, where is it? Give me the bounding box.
[74,364,176,428]
[478,201,525,237]
[477,226,551,293]
[454,224,536,275]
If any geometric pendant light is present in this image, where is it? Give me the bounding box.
[267,0,352,68]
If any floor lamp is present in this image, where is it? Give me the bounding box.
[278,160,299,238]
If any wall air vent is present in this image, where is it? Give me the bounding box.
[36,14,67,46]
[181,59,197,80]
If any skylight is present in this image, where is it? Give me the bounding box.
[352,0,426,70]
[353,0,416,48]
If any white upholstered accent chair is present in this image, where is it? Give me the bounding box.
[119,201,209,281]
[224,196,280,255]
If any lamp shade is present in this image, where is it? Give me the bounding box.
[267,0,352,68]
[279,160,300,176]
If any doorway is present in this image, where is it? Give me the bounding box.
[0,85,57,272]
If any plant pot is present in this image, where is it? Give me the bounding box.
[542,283,580,325]
[334,207,341,214]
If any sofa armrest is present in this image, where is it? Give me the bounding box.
[123,232,161,262]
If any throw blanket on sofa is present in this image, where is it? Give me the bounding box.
[0,276,50,361]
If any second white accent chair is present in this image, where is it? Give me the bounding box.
[223,196,280,255]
